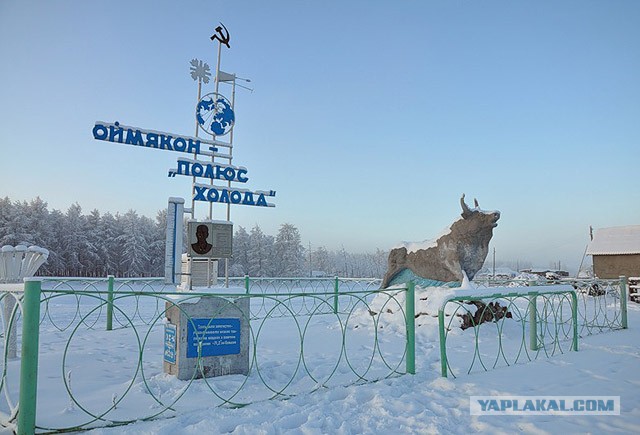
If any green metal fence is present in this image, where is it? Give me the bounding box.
[0,275,629,432]
[473,277,628,336]
[438,277,628,378]
[0,277,411,434]
[37,276,383,327]
[438,286,578,378]
[235,277,383,318]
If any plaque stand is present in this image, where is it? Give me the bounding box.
[163,293,249,380]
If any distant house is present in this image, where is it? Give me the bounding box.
[586,225,640,279]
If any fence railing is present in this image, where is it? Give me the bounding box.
[438,285,578,378]
[35,276,383,327]
[0,275,629,431]
[438,277,628,378]
[472,277,628,336]
[236,277,383,318]
[0,277,411,434]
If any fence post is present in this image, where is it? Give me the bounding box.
[438,303,447,377]
[571,290,579,351]
[244,275,250,295]
[17,279,42,435]
[405,282,415,375]
[620,276,628,329]
[106,275,114,331]
[528,293,538,351]
[333,276,339,314]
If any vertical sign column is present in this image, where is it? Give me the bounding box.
[164,197,185,284]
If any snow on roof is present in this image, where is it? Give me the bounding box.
[586,225,640,255]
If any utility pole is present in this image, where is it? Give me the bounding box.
[492,247,496,279]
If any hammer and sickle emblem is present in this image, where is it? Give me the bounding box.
[210,22,231,48]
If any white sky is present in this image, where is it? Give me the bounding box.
[1,0,639,271]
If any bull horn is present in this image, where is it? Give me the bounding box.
[460,194,472,217]
[474,198,479,208]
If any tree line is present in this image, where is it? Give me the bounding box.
[0,197,388,278]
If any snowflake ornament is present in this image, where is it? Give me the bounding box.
[189,59,211,84]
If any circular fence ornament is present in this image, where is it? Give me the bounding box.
[196,93,235,136]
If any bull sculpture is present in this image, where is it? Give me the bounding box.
[381,195,500,288]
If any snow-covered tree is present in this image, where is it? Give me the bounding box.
[263,234,277,277]
[274,223,304,277]
[0,197,11,245]
[147,210,167,276]
[0,199,31,245]
[62,203,91,276]
[0,196,388,278]
[84,209,104,276]
[311,246,332,276]
[42,209,67,275]
[23,197,52,247]
[248,225,270,276]
[118,210,150,276]
[231,226,251,276]
[101,212,123,275]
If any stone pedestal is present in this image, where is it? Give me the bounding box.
[163,294,249,380]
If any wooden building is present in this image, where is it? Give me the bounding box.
[586,225,640,279]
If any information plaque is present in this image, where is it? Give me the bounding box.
[164,323,177,364]
[186,318,241,358]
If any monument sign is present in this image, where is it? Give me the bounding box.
[93,23,269,379]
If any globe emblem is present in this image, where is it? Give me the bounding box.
[196,93,235,136]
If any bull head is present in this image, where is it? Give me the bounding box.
[460,194,475,218]
[460,194,500,227]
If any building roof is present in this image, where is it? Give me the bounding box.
[586,225,640,255]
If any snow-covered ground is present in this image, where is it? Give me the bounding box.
[2,282,639,434]
[107,325,638,435]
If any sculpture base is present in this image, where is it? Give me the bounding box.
[386,268,460,289]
